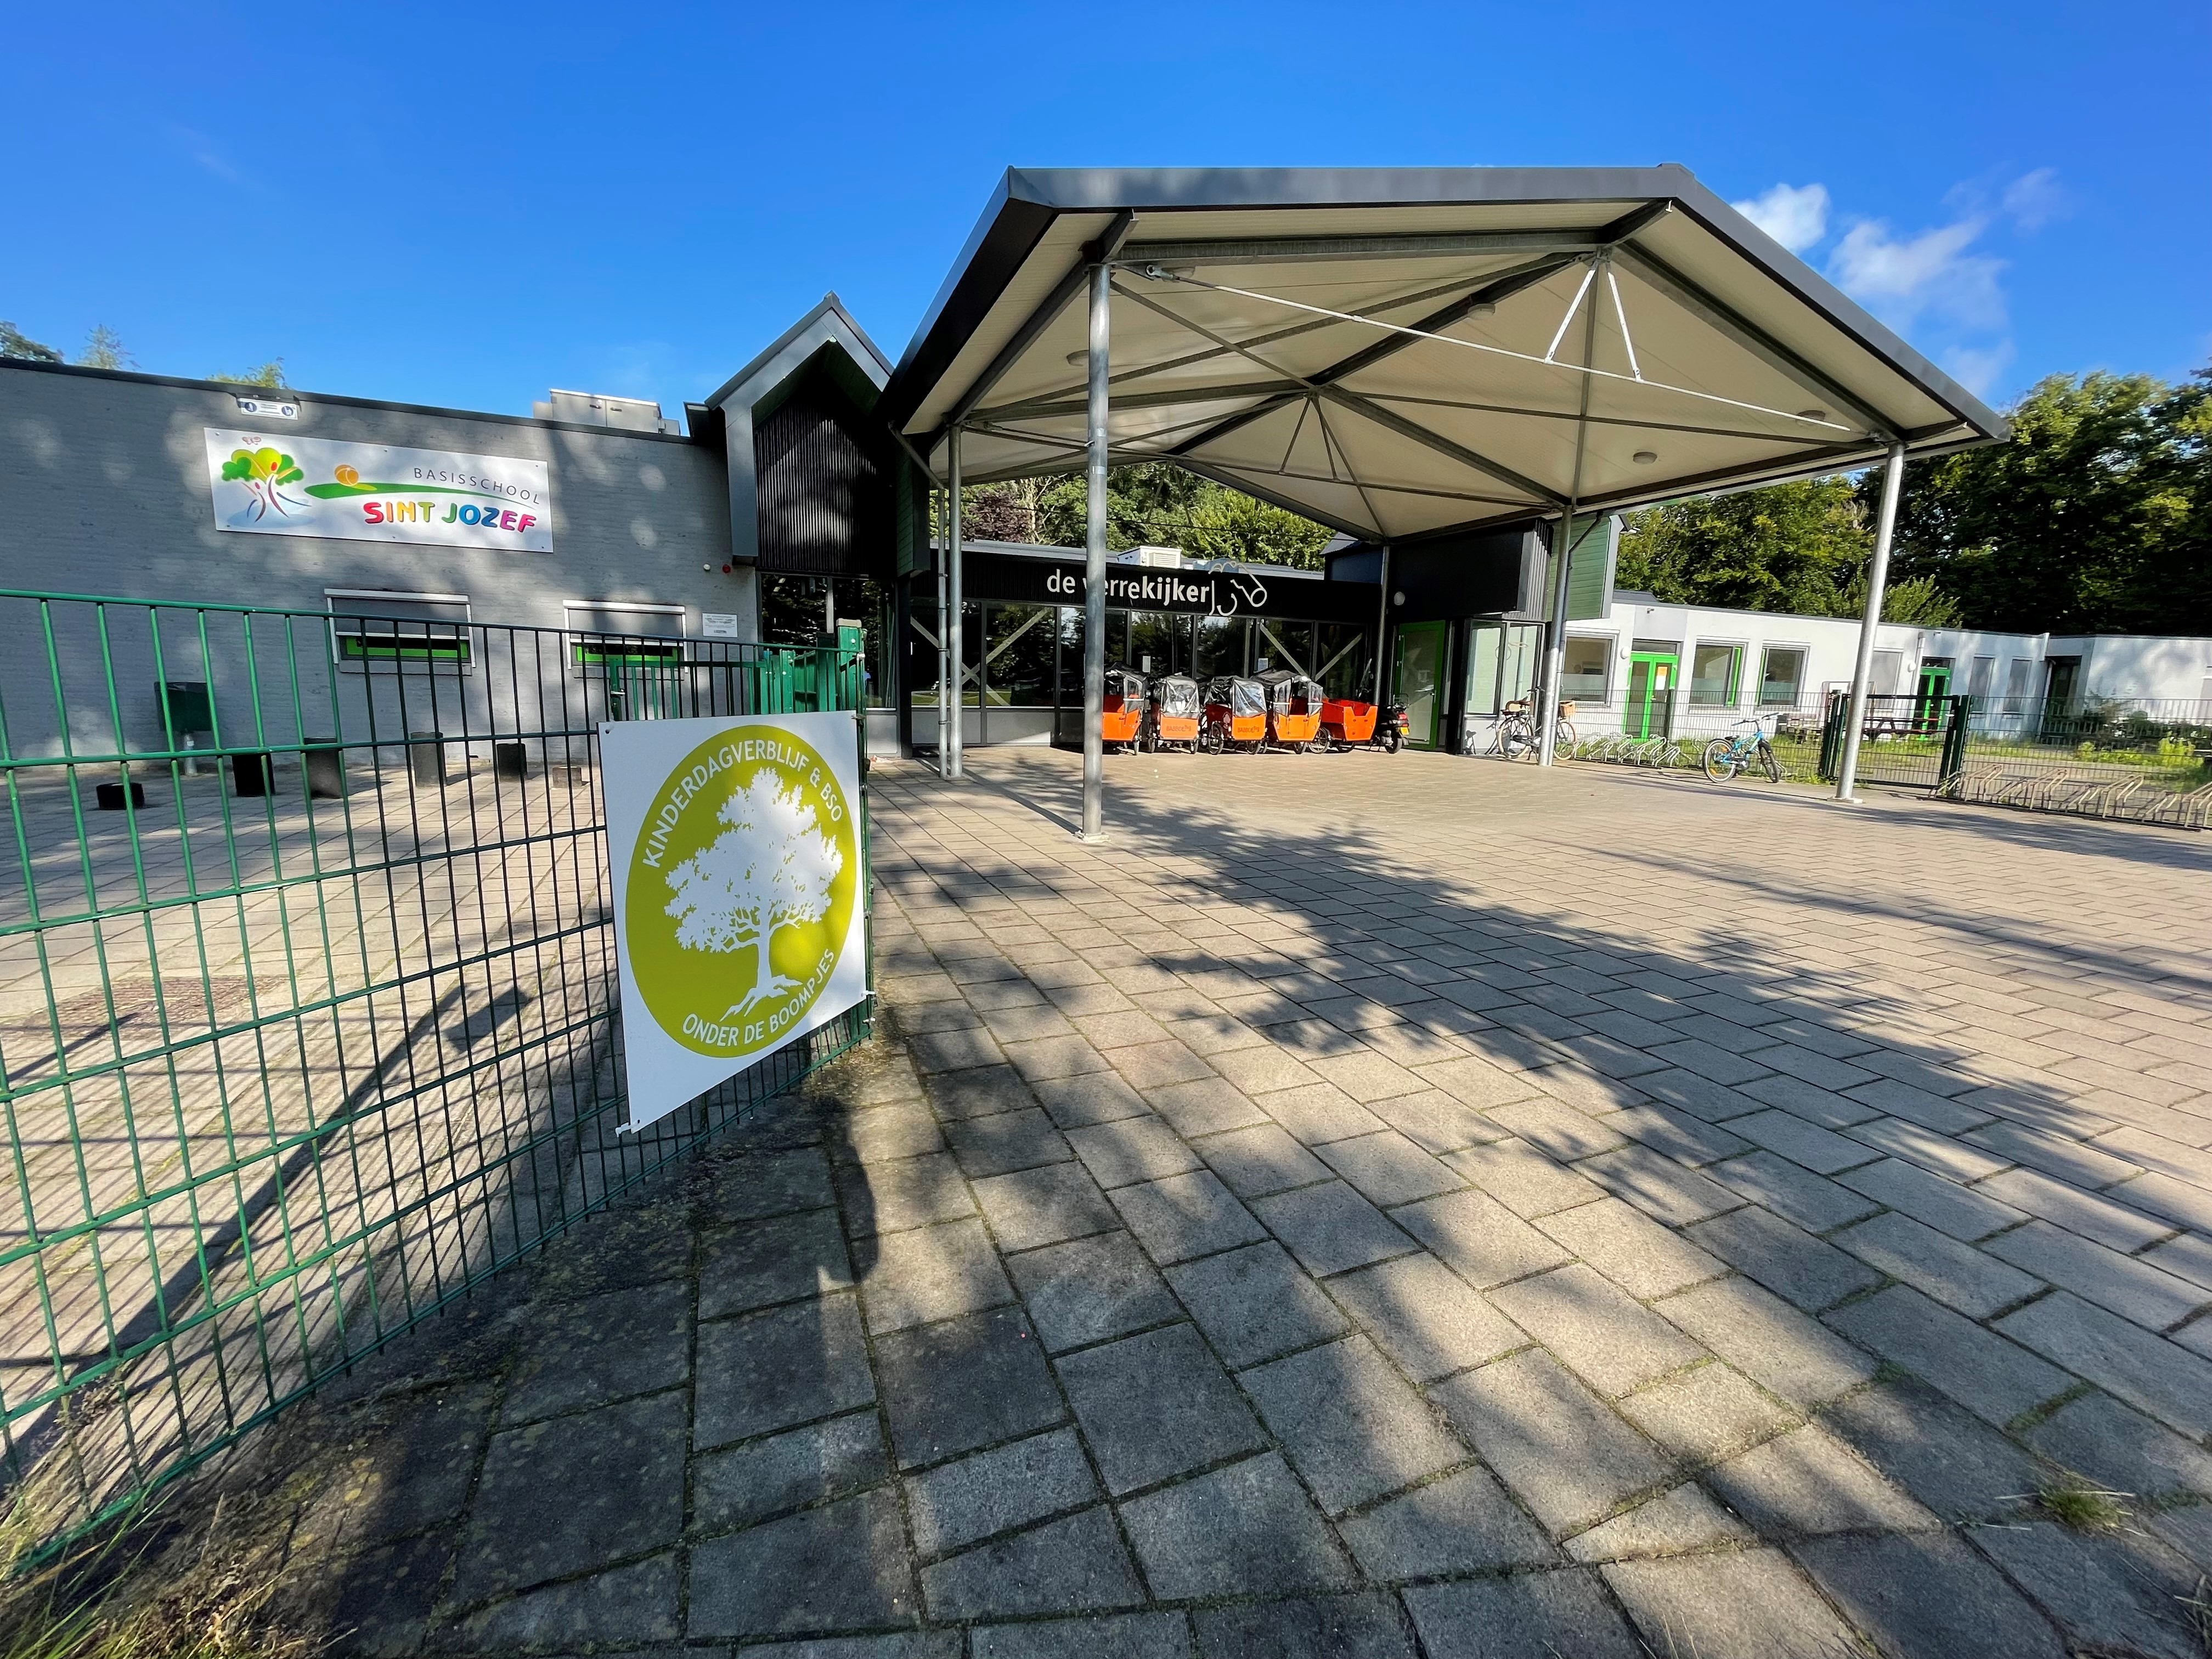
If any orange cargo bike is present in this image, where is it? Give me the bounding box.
[1258,669,1325,752]
[1319,696,1379,749]
[1200,675,1267,753]
[1101,667,1146,748]
[1141,673,1203,752]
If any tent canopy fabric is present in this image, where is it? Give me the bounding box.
[881,167,2007,542]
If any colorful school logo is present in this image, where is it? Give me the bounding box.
[203,428,553,551]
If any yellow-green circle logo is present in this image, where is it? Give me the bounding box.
[627,724,857,1058]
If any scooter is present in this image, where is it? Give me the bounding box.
[1374,703,1410,752]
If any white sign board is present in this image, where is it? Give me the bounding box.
[203,427,552,552]
[602,712,868,1130]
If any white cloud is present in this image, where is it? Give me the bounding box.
[1731,182,1830,253]
[1940,342,2015,398]
[2001,167,2067,232]
[1826,215,2007,334]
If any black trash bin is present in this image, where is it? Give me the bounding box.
[95,780,148,811]
[304,741,346,800]
[494,741,527,780]
[409,731,447,787]
[232,752,269,798]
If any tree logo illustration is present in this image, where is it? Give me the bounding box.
[218,446,307,520]
[624,724,858,1059]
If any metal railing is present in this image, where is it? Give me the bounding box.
[0,592,872,1560]
[1946,695,2212,828]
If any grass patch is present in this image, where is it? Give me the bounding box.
[2032,1476,2132,1532]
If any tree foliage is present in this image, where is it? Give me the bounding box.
[0,321,62,362]
[211,360,287,388]
[77,325,132,370]
[961,463,1335,568]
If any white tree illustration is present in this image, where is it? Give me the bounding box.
[663,768,844,1018]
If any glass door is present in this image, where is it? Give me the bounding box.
[1392,621,1447,749]
[1623,650,1678,739]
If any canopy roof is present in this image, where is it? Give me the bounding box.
[882,167,2007,542]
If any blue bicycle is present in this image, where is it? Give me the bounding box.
[1702,715,1782,783]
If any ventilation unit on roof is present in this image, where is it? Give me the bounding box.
[533,390,681,435]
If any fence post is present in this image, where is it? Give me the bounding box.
[1938,693,1971,794]
[1818,692,1845,781]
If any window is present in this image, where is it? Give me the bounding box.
[1689,643,1741,707]
[326,589,471,669]
[2003,657,2033,714]
[1759,645,1808,708]
[1561,636,1612,702]
[1968,655,1997,698]
[565,600,685,668]
[1871,650,1906,695]
[984,603,1056,706]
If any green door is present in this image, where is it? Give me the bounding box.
[1913,663,1951,730]
[1392,621,1447,749]
[1623,651,1678,739]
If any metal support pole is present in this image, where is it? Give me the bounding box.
[1370,545,1392,706]
[1836,441,1908,803]
[935,490,950,777]
[1081,261,1111,839]
[947,426,964,781]
[1537,255,1602,768]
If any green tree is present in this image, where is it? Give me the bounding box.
[1883,368,2209,635]
[211,359,287,388]
[1616,477,1870,614]
[965,462,1334,568]
[77,325,132,370]
[1,321,62,362]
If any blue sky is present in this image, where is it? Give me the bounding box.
[5,1,2205,424]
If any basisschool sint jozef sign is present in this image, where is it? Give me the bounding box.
[203,428,552,552]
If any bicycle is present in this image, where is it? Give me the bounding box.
[1478,698,1576,760]
[1702,714,1782,783]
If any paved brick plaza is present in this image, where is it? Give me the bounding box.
[238,748,2212,1657]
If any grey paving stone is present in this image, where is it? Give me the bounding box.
[492,1280,688,1426]
[1987,1219,2212,1331]
[693,1410,889,1533]
[1446,1138,1607,1217]
[1007,1231,1180,1352]
[2026,1389,2212,1501]
[1842,1076,1993,1134]
[1340,1465,1556,1579]
[910,1026,1005,1075]
[1687,1204,1881,1312]
[1602,1548,1863,1659]
[1966,1118,2145,1188]
[839,1108,950,1174]
[1838,1156,2027,1241]
[1486,1096,1629,1161]
[698,1210,853,1322]
[1240,1335,1466,1515]
[1192,1121,1333,1197]
[687,1489,917,1637]
[1327,1250,1526,1383]
[1260,1080,1391,1146]
[699,1146,836,1223]
[860,1216,1016,1333]
[1414,1052,1547,1108]
[920,1506,1144,1622]
[1147,1075,1269,1137]
[973,1611,1192,1659]
[1572,1143,1745,1229]
[2117,1171,2212,1234]
[1564,1482,1753,1562]
[1998,1290,2212,1434]
[1792,1532,2067,1659]
[1822,1378,2052,1520]
[1391,1188,1574,1289]
[873,1306,1064,1468]
[2143,1228,2212,1289]
[1430,1350,1674,1536]
[1601,1104,1753,1167]
[450,1552,679,1650]
[1825,1285,2068,1426]
[1314,1129,1462,1207]
[1034,1070,1154,1128]
[1057,1115,1201,1189]
[1739,1071,1880,1128]
[903,1427,1098,1558]
[1729,1109,1881,1175]
[1708,1149,1881,1232]
[1002,1034,1114,1083]
[1108,1169,1267,1265]
[1972,1521,2202,1659]
[1190,1592,1413,1659]
[1536,1197,1726,1299]
[1251,1180,1417,1278]
[944,1107,1075,1178]
[1616,1363,1797,1466]
[2147,1503,2212,1571]
[695,1294,876,1449]
[922,1063,1043,1122]
[1836,1211,2045,1318]
[1658,1277,1876,1408]
[1701,1421,1938,1535]
[1056,1322,1266,1494]
[1747,1042,1878,1093]
[1975,1166,2172,1251]
[1164,1240,1352,1366]
[1117,1453,1357,1599]
[1846,1115,2011,1181]
[844,1150,975,1237]
[969,1161,1120,1254]
[1637,1067,1766,1123]
[1402,1570,1644,1659]
[1488,1264,1707,1396]
[1364,1088,1508,1156]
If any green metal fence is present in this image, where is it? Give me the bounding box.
[0,591,872,1561]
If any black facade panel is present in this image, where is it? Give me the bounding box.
[755,377,892,577]
[1391,525,1539,623]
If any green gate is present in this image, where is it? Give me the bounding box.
[1819,691,1970,790]
[0,592,872,1561]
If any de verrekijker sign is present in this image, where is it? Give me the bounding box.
[202,428,553,553]
[602,712,868,1130]
[963,549,1378,624]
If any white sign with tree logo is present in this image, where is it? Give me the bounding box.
[603,712,867,1130]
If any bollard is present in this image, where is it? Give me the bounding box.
[409,731,447,787]
[232,753,269,798]
[95,780,148,811]
[304,741,346,800]
[494,741,528,780]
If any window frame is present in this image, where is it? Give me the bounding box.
[1559,632,1616,705]
[325,588,473,673]
[562,599,688,670]
[1757,642,1810,709]
[1687,639,1746,709]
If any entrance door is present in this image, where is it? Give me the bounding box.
[1623,652,1678,739]
[1912,663,1951,731]
[1392,622,1447,749]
